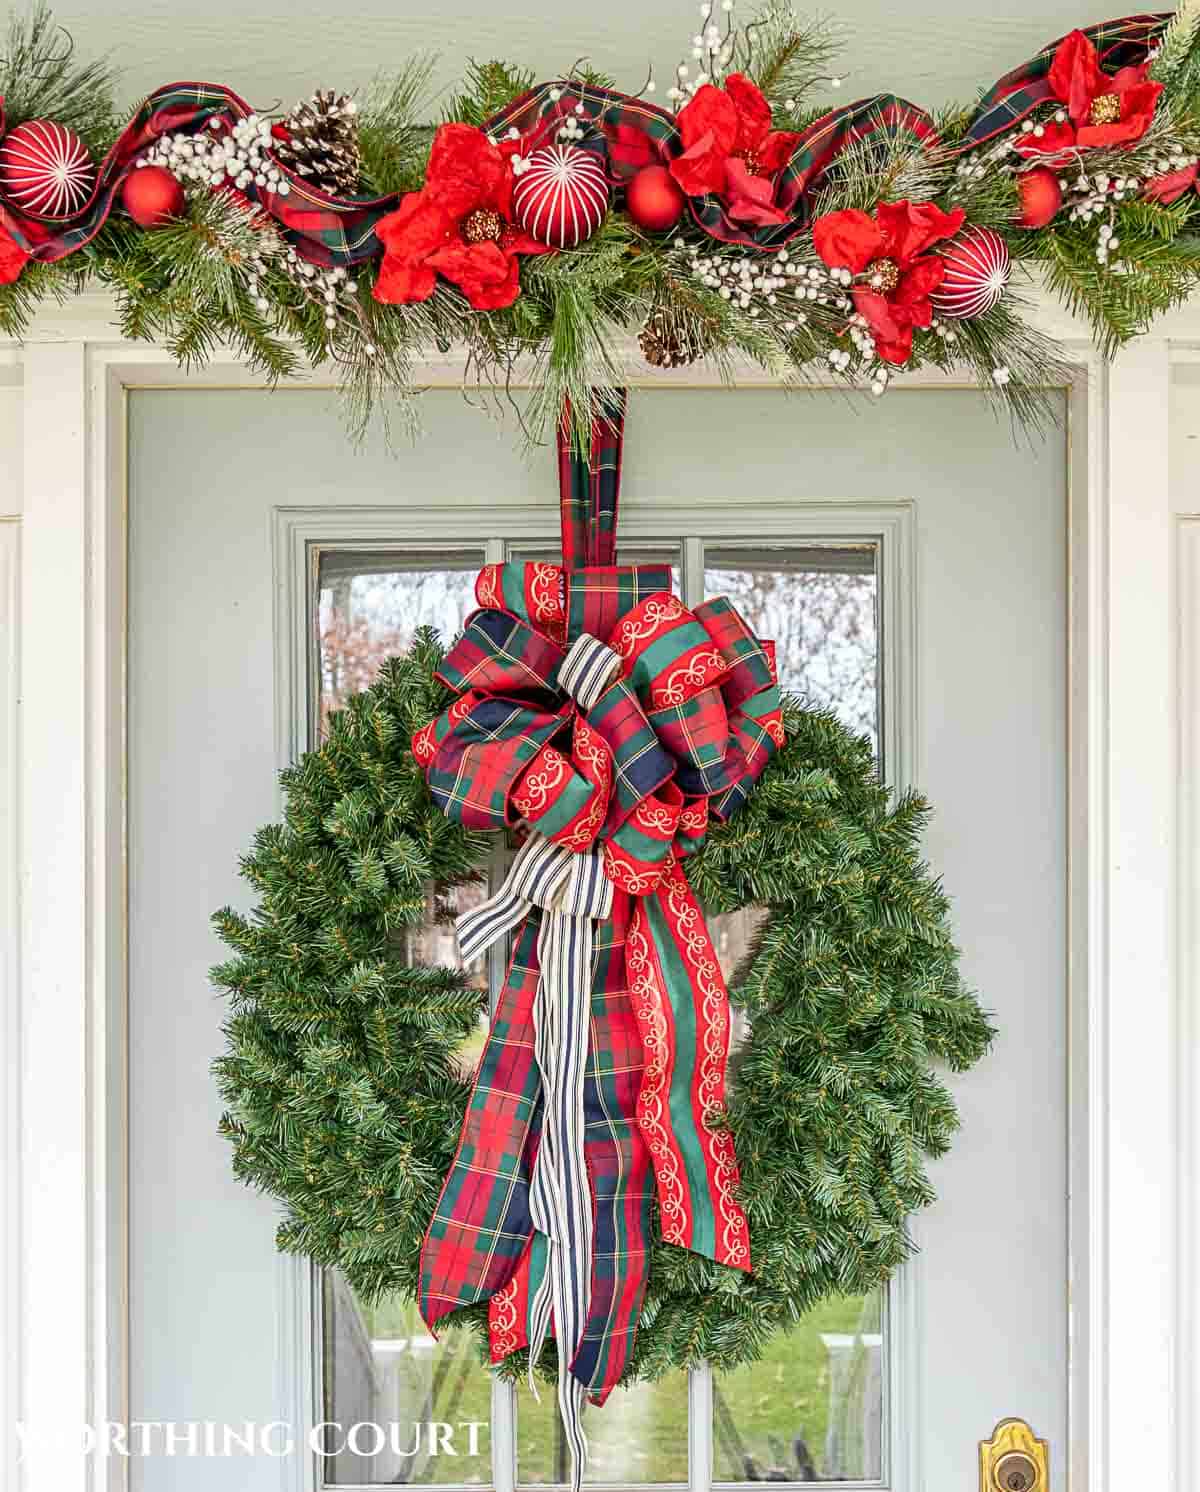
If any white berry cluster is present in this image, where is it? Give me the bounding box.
[668,0,737,104]
[953,108,1074,184]
[688,244,853,327]
[839,315,892,396]
[144,114,292,196]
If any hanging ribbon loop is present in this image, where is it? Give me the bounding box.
[414,391,782,1491]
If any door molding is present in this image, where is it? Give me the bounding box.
[5,289,1191,1491]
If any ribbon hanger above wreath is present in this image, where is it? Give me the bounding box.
[410,391,784,1485]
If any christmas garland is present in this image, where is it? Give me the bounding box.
[2,4,1200,439]
[212,633,992,1385]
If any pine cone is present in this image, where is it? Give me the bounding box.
[273,90,361,197]
[639,309,703,369]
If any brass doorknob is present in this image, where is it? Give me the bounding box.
[979,1419,1048,1492]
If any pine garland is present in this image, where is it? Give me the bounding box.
[212,630,991,1381]
[3,4,1200,444]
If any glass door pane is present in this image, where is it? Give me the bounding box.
[313,546,494,1487]
[704,544,884,1485]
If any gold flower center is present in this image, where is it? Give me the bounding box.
[866,257,900,294]
[461,208,504,245]
[733,147,765,176]
[1088,92,1122,126]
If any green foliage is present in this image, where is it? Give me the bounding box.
[0,1,118,154]
[213,636,992,1383]
[1029,201,1200,358]
[0,254,85,335]
[741,3,842,121]
[445,59,537,128]
[357,57,438,197]
[1153,0,1200,90]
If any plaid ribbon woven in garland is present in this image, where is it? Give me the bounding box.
[413,391,783,1486]
[963,13,1170,147]
[0,81,402,267]
[488,79,939,249]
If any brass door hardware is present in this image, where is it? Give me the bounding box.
[979,1419,1049,1492]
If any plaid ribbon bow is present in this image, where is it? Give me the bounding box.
[413,393,783,1484]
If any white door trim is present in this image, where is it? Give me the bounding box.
[5,291,1187,1491]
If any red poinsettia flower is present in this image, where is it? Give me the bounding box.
[669,73,801,226]
[1041,28,1162,151]
[1145,161,1199,204]
[813,199,966,365]
[0,217,30,286]
[373,123,551,312]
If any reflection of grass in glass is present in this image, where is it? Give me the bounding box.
[518,1371,690,1485]
[714,1292,880,1482]
[340,1293,494,1486]
[337,1288,879,1486]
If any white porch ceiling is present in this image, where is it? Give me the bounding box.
[51,2,1124,123]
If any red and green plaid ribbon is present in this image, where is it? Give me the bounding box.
[414,393,782,1480]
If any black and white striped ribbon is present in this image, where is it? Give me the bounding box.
[453,633,622,1490]
[455,830,611,1491]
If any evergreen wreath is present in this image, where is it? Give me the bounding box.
[212,628,992,1383]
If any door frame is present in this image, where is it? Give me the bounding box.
[3,288,1188,1492]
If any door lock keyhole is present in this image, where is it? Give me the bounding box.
[994,1450,1038,1491]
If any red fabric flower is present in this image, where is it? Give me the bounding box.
[813,199,966,365]
[373,123,550,312]
[1020,28,1163,158]
[0,218,30,286]
[1145,162,1199,205]
[669,73,800,226]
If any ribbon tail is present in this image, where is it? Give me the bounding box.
[627,859,751,1270]
[532,901,595,1492]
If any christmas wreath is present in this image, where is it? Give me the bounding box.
[213,399,992,1486]
[2,4,1200,440]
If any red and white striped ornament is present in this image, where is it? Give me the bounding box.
[930,226,1011,321]
[512,144,608,249]
[0,119,95,219]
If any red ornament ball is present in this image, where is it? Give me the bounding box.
[512,144,609,249]
[1018,167,1063,229]
[930,226,1011,321]
[0,119,95,219]
[122,164,186,228]
[625,164,686,233]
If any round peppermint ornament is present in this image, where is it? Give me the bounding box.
[931,226,1011,321]
[0,119,95,219]
[513,144,608,248]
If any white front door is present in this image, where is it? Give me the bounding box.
[127,382,1067,1491]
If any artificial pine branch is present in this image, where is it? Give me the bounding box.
[0,0,117,153]
[742,1,841,119]
[1152,0,1200,86]
[444,58,536,127]
[356,56,438,196]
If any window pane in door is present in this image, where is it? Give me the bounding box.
[712,1288,884,1483]
[704,544,879,750]
[314,547,494,1487]
[517,1370,690,1484]
[320,1271,493,1486]
[317,548,483,727]
[704,546,883,1485]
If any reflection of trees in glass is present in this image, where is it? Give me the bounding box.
[706,563,877,746]
[319,568,478,723]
